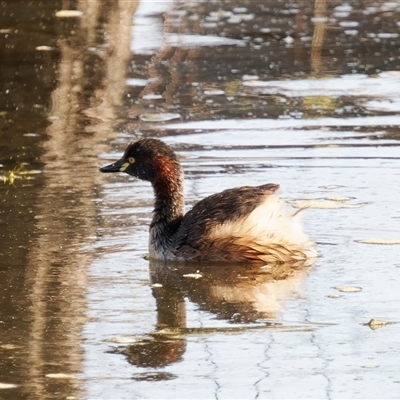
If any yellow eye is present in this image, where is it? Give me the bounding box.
[128,157,135,164]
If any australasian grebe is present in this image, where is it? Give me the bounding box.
[100,138,317,265]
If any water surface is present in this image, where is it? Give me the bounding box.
[1,1,400,399]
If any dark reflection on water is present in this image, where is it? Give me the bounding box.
[114,259,310,370]
[122,336,187,369]
[131,371,177,382]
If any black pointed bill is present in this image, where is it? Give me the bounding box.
[99,159,130,173]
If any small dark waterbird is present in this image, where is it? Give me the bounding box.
[100,138,317,265]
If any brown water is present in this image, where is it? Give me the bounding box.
[1,1,400,399]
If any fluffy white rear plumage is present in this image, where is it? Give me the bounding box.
[207,193,317,262]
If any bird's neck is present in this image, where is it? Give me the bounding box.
[150,157,185,230]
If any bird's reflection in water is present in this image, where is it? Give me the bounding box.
[122,259,312,372]
[150,259,311,323]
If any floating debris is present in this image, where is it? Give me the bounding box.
[154,323,314,336]
[140,113,181,122]
[340,21,359,28]
[227,13,254,24]
[0,344,21,350]
[242,74,259,81]
[355,238,400,245]
[105,337,139,344]
[182,273,203,279]
[284,36,294,44]
[209,10,233,19]
[126,78,150,87]
[151,283,163,288]
[142,93,163,100]
[204,89,225,96]
[233,7,248,13]
[290,199,363,209]
[36,45,53,51]
[325,196,353,202]
[344,30,358,36]
[364,318,388,330]
[0,383,18,389]
[334,286,362,293]
[45,373,74,379]
[326,294,341,299]
[55,10,83,18]
[377,33,399,39]
[321,185,343,189]
[361,365,379,369]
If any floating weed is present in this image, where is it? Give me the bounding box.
[2,164,40,185]
[302,95,338,113]
[4,169,15,185]
[364,318,389,330]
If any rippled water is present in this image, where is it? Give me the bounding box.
[1,1,400,399]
